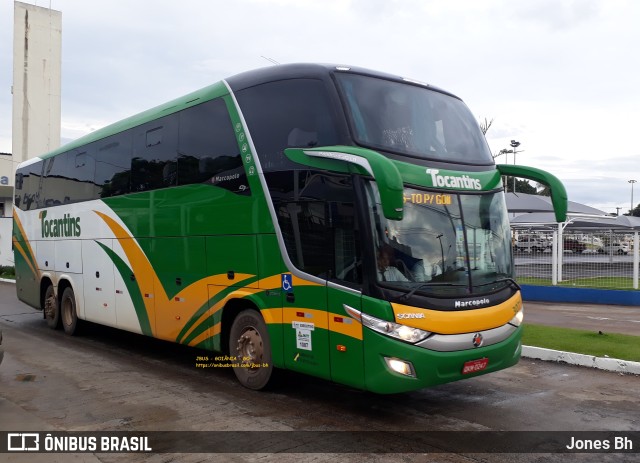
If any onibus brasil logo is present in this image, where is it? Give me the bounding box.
[39,210,81,238]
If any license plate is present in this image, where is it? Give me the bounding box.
[462,358,489,374]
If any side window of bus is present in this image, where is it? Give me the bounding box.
[235,79,340,172]
[131,115,179,192]
[41,153,71,207]
[95,132,132,198]
[15,161,44,210]
[178,98,246,194]
[273,172,362,286]
[68,147,97,203]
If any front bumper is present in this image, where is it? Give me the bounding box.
[363,324,522,394]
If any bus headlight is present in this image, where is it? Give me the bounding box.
[361,313,431,343]
[509,308,524,327]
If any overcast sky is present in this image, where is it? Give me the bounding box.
[1,0,638,214]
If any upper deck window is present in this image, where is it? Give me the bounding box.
[335,73,493,165]
[235,79,341,172]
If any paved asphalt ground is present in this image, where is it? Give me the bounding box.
[1,281,639,463]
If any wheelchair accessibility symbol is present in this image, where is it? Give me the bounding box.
[281,274,293,292]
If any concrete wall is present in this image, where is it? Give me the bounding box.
[12,1,62,170]
[0,218,13,267]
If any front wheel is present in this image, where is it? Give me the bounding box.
[44,284,60,329]
[60,287,81,336]
[228,309,273,390]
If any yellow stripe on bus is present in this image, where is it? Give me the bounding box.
[188,322,221,348]
[391,293,523,334]
[263,308,362,340]
[329,314,363,340]
[95,211,162,336]
[178,288,261,343]
[282,307,329,330]
[12,239,39,280]
[12,213,40,279]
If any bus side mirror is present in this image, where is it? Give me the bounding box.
[284,146,405,220]
[496,164,568,222]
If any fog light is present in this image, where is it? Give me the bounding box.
[384,357,416,378]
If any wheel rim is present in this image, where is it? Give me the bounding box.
[235,327,263,370]
[61,295,73,326]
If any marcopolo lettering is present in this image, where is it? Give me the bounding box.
[454,298,490,308]
[40,210,81,238]
[427,169,482,190]
[213,173,240,183]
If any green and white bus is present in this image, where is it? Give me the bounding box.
[13,64,567,393]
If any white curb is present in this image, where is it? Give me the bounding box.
[0,278,15,284]
[522,345,640,375]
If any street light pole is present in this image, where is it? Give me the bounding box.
[510,140,520,193]
[629,180,637,215]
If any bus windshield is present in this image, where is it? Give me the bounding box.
[336,73,493,164]
[366,182,513,297]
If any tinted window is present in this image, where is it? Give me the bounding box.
[236,79,340,172]
[273,171,362,286]
[67,147,97,203]
[41,153,71,207]
[95,131,132,198]
[131,115,179,192]
[178,99,247,194]
[336,73,493,164]
[15,161,44,210]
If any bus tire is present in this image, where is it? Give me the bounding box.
[61,287,80,336]
[228,309,273,390]
[44,284,60,329]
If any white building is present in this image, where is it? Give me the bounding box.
[0,1,61,267]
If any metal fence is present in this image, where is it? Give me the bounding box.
[512,227,640,290]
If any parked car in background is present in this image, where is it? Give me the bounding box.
[562,239,587,253]
[599,243,629,255]
[514,236,550,253]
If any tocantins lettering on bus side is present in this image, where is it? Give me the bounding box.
[426,169,482,190]
[40,210,81,238]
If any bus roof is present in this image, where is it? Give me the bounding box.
[225,62,453,95]
[32,63,455,163]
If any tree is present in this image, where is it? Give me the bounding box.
[536,183,551,196]
[630,204,640,217]
[478,117,494,136]
[505,178,537,194]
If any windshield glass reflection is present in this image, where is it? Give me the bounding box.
[366,183,513,296]
[336,73,493,164]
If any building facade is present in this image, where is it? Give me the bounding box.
[0,1,61,266]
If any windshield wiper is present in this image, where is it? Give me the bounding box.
[395,281,465,303]
[493,277,521,291]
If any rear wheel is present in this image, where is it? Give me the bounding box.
[44,284,60,329]
[228,309,273,390]
[60,287,81,336]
